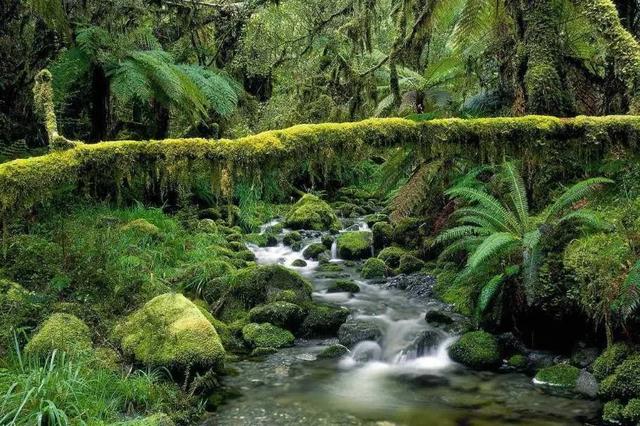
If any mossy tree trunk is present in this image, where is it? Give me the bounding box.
[521,0,575,116]
[579,0,640,113]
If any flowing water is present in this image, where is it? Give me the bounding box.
[202,220,601,426]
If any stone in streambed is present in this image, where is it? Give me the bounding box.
[338,320,382,347]
[318,344,350,359]
[448,331,500,370]
[327,279,360,294]
[336,231,373,260]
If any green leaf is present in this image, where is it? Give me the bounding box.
[478,273,504,314]
[467,232,519,270]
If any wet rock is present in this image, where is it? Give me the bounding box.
[425,310,454,326]
[303,243,328,260]
[383,273,435,300]
[372,222,393,250]
[404,330,443,357]
[496,332,527,357]
[527,351,565,371]
[574,370,599,398]
[283,231,302,246]
[291,259,307,267]
[338,320,382,347]
[251,347,278,357]
[397,254,424,274]
[364,213,389,227]
[321,234,334,249]
[327,279,360,294]
[448,331,501,370]
[336,231,373,260]
[300,304,350,337]
[403,372,450,387]
[317,344,350,359]
[571,344,599,369]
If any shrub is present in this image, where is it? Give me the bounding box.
[448,331,500,369]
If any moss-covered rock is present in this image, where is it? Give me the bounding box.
[377,246,407,268]
[392,217,423,248]
[603,400,625,424]
[25,313,92,357]
[593,342,633,381]
[284,194,340,231]
[318,344,350,359]
[291,259,307,267]
[336,231,373,260]
[121,219,162,238]
[242,323,294,348]
[245,233,277,247]
[113,413,175,426]
[300,304,350,337]
[361,258,386,279]
[623,398,640,424]
[303,243,328,260]
[364,213,389,228]
[448,331,500,370]
[0,279,40,344]
[114,293,225,370]
[372,222,393,250]
[600,355,640,400]
[248,301,305,331]
[221,265,313,321]
[398,254,425,274]
[327,279,360,293]
[507,354,528,370]
[534,364,581,388]
[283,231,302,246]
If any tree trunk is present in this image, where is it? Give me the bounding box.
[89,65,110,142]
[153,100,170,139]
[521,0,574,115]
[579,0,640,113]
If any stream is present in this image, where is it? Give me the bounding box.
[202,220,601,425]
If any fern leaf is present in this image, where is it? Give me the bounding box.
[502,162,529,229]
[467,232,519,270]
[557,209,611,230]
[477,273,504,314]
[543,177,613,220]
[522,229,542,304]
[435,225,484,244]
[446,187,520,233]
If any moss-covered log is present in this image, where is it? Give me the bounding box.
[2,114,640,223]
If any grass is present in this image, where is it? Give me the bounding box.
[0,337,190,425]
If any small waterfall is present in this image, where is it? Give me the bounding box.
[330,240,338,259]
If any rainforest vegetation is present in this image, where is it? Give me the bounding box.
[4,0,640,425]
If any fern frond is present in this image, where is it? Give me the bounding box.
[467,232,519,270]
[502,162,529,229]
[453,207,512,232]
[619,261,640,320]
[543,177,613,220]
[435,225,486,244]
[390,159,445,221]
[177,65,239,117]
[557,209,611,230]
[437,236,484,261]
[446,187,520,233]
[477,273,504,314]
[522,229,542,304]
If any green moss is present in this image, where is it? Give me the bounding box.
[398,254,425,274]
[600,355,640,400]
[241,322,294,348]
[448,331,500,370]
[327,279,360,293]
[623,398,640,424]
[245,233,277,247]
[283,231,302,246]
[284,194,340,231]
[336,231,373,260]
[121,219,162,238]
[25,313,92,357]
[592,342,633,381]
[114,293,225,371]
[361,258,386,279]
[221,265,312,320]
[372,221,393,250]
[113,413,175,426]
[603,400,625,424]
[318,344,349,359]
[377,246,407,268]
[291,259,307,267]
[507,354,528,369]
[248,301,305,331]
[534,364,580,388]
[300,304,350,337]
[303,243,328,260]
[93,347,121,371]
[392,218,422,248]
[0,279,40,344]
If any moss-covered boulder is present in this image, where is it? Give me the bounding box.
[603,400,624,424]
[507,354,528,370]
[398,254,425,274]
[534,364,581,388]
[448,331,500,370]
[300,304,350,337]
[0,279,40,344]
[377,246,407,268]
[248,302,305,331]
[593,342,633,381]
[222,265,313,320]
[25,313,92,357]
[318,344,350,359]
[361,258,386,279]
[245,233,277,247]
[372,222,393,250]
[392,217,423,248]
[291,259,307,267]
[283,231,302,246]
[284,194,340,231]
[336,231,373,260]
[114,293,225,371]
[121,219,162,238]
[600,355,640,400]
[327,279,360,293]
[303,243,328,260]
[242,323,294,348]
[364,213,389,228]
[623,398,640,424]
